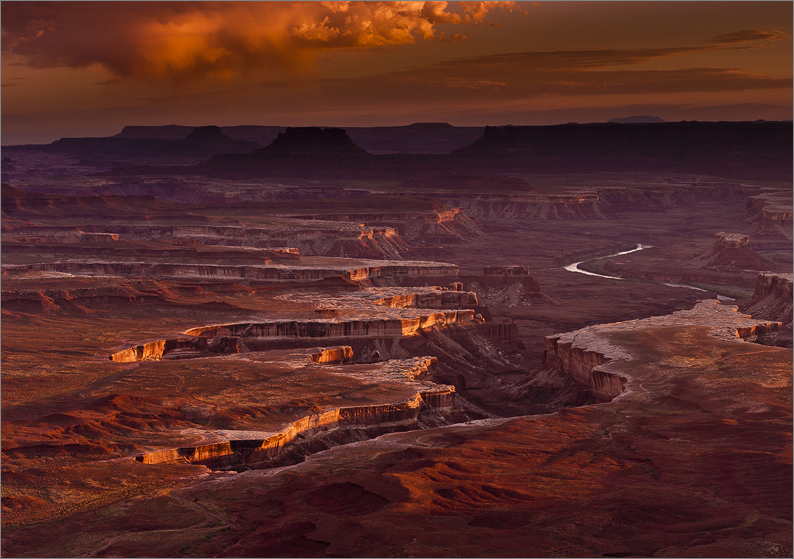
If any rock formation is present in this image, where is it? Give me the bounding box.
[745,191,794,240]
[108,286,480,362]
[459,267,548,308]
[741,273,793,326]
[690,232,772,270]
[179,125,238,145]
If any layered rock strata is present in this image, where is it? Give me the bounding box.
[3,259,458,282]
[109,287,479,362]
[135,355,455,469]
[287,207,483,243]
[459,267,547,308]
[182,312,474,341]
[742,273,793,325]
[746,191,793,239]
[432,182,757,220]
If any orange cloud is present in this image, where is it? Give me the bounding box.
[1,1,519,80]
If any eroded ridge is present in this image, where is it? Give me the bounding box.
[135,353,457,469]
[544,299,782,402]
[3,258,458,282]
[110,286,480,362]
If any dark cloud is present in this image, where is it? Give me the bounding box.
[707,29,790,44]
[324,65,791,108]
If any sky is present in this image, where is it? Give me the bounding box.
[2,1,792,145]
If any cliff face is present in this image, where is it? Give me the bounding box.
[745,192,793,240]
[741,273,793,325]
[4,260,459,282]
[543,300,782,403]
[109,336,245,363]
[309,346,354,364]
[183,311,476,340]
[375,290,478,309]
[438,193,607,220]
[108,284,481,362]
[434,183,754,221]
[109,311,476,362]
[459,268,547,308]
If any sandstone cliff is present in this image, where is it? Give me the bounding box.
[182,311,475,341]
[741,273,793,326]
[3,259,459,283]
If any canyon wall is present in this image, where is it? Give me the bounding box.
[3,260,459,282]
[745,192,793,240]
[184,311,475,340]
[109,336,245,363]
[309,346,354,364]
[741,273,793,325]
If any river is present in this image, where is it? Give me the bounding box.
[563,244,735,301]
[563,244,648,280]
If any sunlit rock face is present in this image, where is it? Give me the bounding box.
[109,285,481,362]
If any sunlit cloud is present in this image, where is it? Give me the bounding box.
[1,1,519,80]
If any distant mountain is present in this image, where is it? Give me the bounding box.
[181,125,238,145]
[115,123,483,154]
[115,125,194,140]
[8,126,262,165]
[608,116,666,124]
[257,127,371,158]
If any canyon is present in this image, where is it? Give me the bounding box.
[1,122,791,558]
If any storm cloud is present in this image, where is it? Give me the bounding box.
[1,1,519,80]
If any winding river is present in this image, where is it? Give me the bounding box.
[563,244,649,280]
[564,243,735,301]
